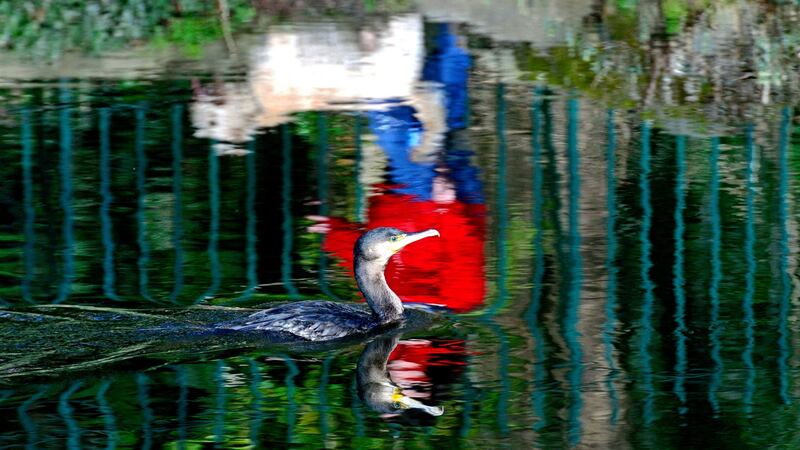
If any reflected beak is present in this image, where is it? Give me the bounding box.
[391,229,440,253]
[399,396,444,416]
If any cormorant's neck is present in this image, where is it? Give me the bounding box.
[354,255,403,323]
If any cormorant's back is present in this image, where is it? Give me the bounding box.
[227,301,379,341]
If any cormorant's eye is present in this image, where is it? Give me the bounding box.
[392,401,402,409]
[390,235,398,242]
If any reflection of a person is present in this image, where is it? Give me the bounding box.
[314,24,486,313]
[357,334,447,417]
[189,15,425,155]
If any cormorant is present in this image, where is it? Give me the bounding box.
[226,227,440,341]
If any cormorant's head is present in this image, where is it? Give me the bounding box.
[355,227,440,262]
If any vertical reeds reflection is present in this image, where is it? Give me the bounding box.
[170,104,185,304]
[528,89,548,432]
[316,113,338,300]
[603,109,620,426]
[248,358,263,446]
[136,373,154,449]
[673,134,688,415]
[281,124,300,299]
[135,105,153,302]
[486,83,508,316]
[99,108,119,302]
[214,360,227,445]
[777,107,793,405]
[240,139,259,300]
[742,124,757,416]
[95,379,118,450]
[319,355,333,442]
[175,366,189,450]
[350,378,366,440]
[21,108,34,305]
[708,136,723,415]
[56,82,74,304]
[58,381,83,449]
[196,138,221,303]
[565,97,583,446]
[18,386,48,450]
[283,356,299,444]
[638,121,655,424]
[354,115,365,223]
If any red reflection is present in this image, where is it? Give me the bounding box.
[388,339,466,396]
[314,186,486,312]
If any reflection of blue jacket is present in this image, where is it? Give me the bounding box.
[367,24,483,204]
[368,105,434,199]
[423,24,470,130]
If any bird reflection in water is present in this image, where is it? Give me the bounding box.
[358,334,457,420]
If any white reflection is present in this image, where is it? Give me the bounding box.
[191,14,447,156]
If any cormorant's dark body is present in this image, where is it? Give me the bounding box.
[225,301,381,340]
[224,227,439,341]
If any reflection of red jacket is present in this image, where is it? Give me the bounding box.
[388,339,466,385]
[320,191,486,312]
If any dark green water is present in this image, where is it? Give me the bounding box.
[1,2,800,448]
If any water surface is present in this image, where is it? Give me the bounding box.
[1,2,800,448]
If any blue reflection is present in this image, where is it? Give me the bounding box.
[214,360,227,445]
[96,379,118,450]
[638,121,655,424]
[170,104,185,304]
[673,135,688,414]
[528,89,547,431]
[422,23,470,130]
[708,137,723,415]
[742,124,756,416]
[136,373,154,449]
[777,107,792,405]
[18,386,48,450]
[58,381,83,449]
[21,108,35,304]
[367,103,433,198]
[565,97,583,446]
[99,108,119,302]
[135,105,153,302]
[239,139,259,300]
[603,109,620,425]
[56,82,75,304]
[366,23,483,204]
[281,125,300,299]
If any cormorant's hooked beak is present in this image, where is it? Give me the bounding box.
[390,229,440,253]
